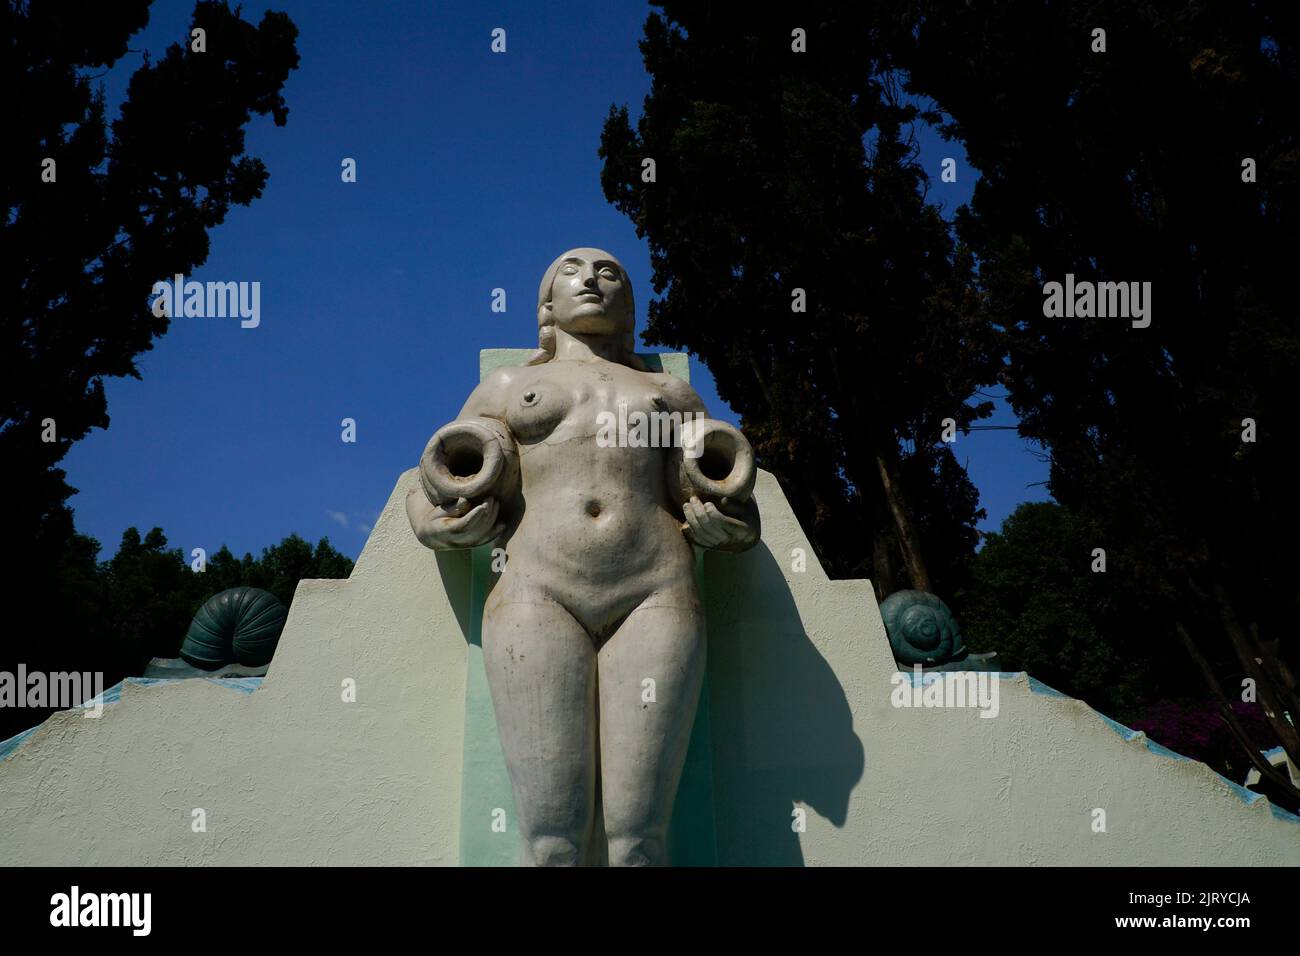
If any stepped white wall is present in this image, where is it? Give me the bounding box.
[1,467,1295,865]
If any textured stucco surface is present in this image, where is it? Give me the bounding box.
[702,470,1300,865]
[0,472,469,865]
[2,461,1297,865]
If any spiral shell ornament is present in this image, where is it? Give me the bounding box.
[879,590,964,666]
[180,587,288,671]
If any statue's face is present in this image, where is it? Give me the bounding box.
[546,248,630,334]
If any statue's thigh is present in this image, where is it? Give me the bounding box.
[482,594,598,845]
[597,597,706,847]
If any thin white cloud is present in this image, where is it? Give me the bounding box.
[327,510,379,536]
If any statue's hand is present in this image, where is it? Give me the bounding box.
[406,490,504,551]
[681,495,759,553]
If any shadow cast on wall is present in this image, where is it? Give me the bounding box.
[433,492,864,866]
[704,538,865,866]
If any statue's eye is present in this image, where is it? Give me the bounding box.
[600,268,618,280]
[521,390,539,406]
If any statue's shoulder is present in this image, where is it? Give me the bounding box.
[650,368,706,413]
[462,364,538,418]
[478,364,541,394]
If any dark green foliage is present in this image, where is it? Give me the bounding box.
[196,535,355,609]
[2,0,299,571]
[959,503,1155,719]
[101,528,353,670]
[601,1,1298,787]
[0,0,298,739]
[896,0,1300,790]
[958,503,1287,798]
[599,3,1001,597]
[105,527,209,671]
[0,529,351,740]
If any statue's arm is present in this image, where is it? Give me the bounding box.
[406,371,517,551]
[659,376,761,553]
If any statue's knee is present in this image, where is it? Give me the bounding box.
[526,834,582,867]
[607,833,666,867]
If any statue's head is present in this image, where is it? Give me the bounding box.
[526,248,644,368]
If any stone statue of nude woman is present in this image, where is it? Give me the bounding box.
[406,248,760,866]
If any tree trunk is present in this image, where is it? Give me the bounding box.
[1209,579,1300,768]
[825,348,934,595]
[871,525,899,601]
[1175,619,1300,800]
[874,447,933,593]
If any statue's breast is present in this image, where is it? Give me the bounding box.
[505,365,675,449]
[505,382,572,445]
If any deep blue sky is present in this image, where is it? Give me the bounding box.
[65,0,1049,561]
